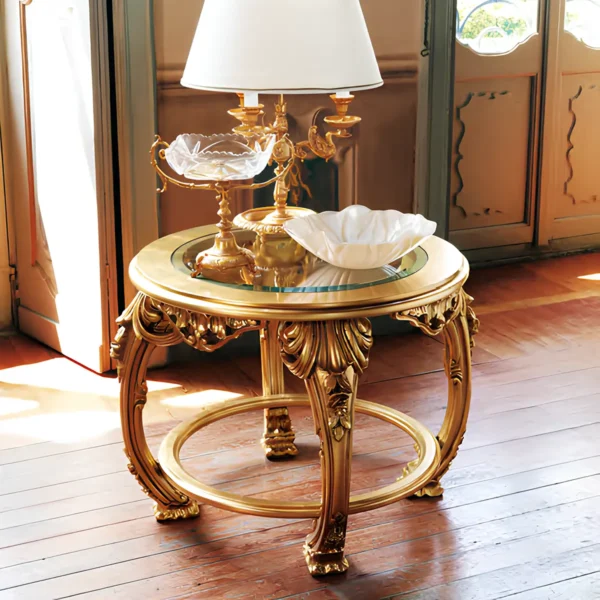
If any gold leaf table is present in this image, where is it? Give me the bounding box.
[112,225,478,576]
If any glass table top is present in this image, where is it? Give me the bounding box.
[171,230,429,294]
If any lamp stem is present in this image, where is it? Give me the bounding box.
[215,186,234,239]
[273,164,290,219]
[272,95,290,219]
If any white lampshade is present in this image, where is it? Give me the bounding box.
[181,0,383,95]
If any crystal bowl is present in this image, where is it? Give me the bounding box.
[164,133,276,181]
[283,205,437,270]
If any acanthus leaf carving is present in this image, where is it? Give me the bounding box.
[449,359,463,384]
[394,289,478,499]
[112,292,263,356]
[114,293,204,523]
[323,512,348,552]
[465,293,480,348]
[278,319,373,381]
[319,370,354,442]
[157,302,262,352]
[279,319,372,443]
[279,319,371,573]
[124,449,151,497]
[392,290,466,337]
[110,321,130,382]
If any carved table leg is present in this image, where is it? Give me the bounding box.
[393,290,478,498]
[113,293,263,521]
[112,298,199,522]
[260,321,298,459]
[416,308,473,497]
[279,319,373,576]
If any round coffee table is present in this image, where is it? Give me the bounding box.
[111,225,478,576]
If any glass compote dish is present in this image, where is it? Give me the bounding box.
[165,133,276,181]
[151,132,292,284]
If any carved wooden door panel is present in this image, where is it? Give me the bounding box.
[540,0,600,242]
[1,0,118,372]
[449,0,544,251]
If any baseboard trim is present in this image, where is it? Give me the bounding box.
[465,234,600,268]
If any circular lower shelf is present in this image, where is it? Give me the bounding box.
[158,394,440,519]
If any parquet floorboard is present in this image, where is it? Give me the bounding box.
[0,251,599,599]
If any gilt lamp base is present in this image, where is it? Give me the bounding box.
[233,206,315,236]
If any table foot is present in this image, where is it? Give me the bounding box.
[304,540,350,576]
[261,322,298,460]
[400,455,445,498]
[262,407,298,460]
[413,481,444,498]
[154,500,200,522]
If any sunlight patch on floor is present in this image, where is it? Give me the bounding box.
[0,398,39,417]
[0,356,205,445]
[160,389,243,419]
[0,410,121,444]
[161,389,242,409]
[0,356,245,444]
[0,346,254,445]
[578,272,600,281]
[0,357,181,396]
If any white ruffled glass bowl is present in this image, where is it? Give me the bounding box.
[283,205,437,270]
[164,133,276,181]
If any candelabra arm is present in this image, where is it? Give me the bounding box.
[296,128,338,162]
[295,94,361,162]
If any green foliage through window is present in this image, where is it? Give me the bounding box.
[459,8,528,40]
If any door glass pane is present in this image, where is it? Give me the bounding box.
[457,0,539,54]
[565,0,600,48]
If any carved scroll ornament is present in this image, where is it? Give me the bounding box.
[111,292,263,377]
[392,290,470,337]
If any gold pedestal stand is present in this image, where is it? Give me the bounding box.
[150,136,295,284]
[191,185,255,285]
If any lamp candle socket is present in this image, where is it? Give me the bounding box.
[243,92,260,107]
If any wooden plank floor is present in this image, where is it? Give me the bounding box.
[0,252,599,599]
